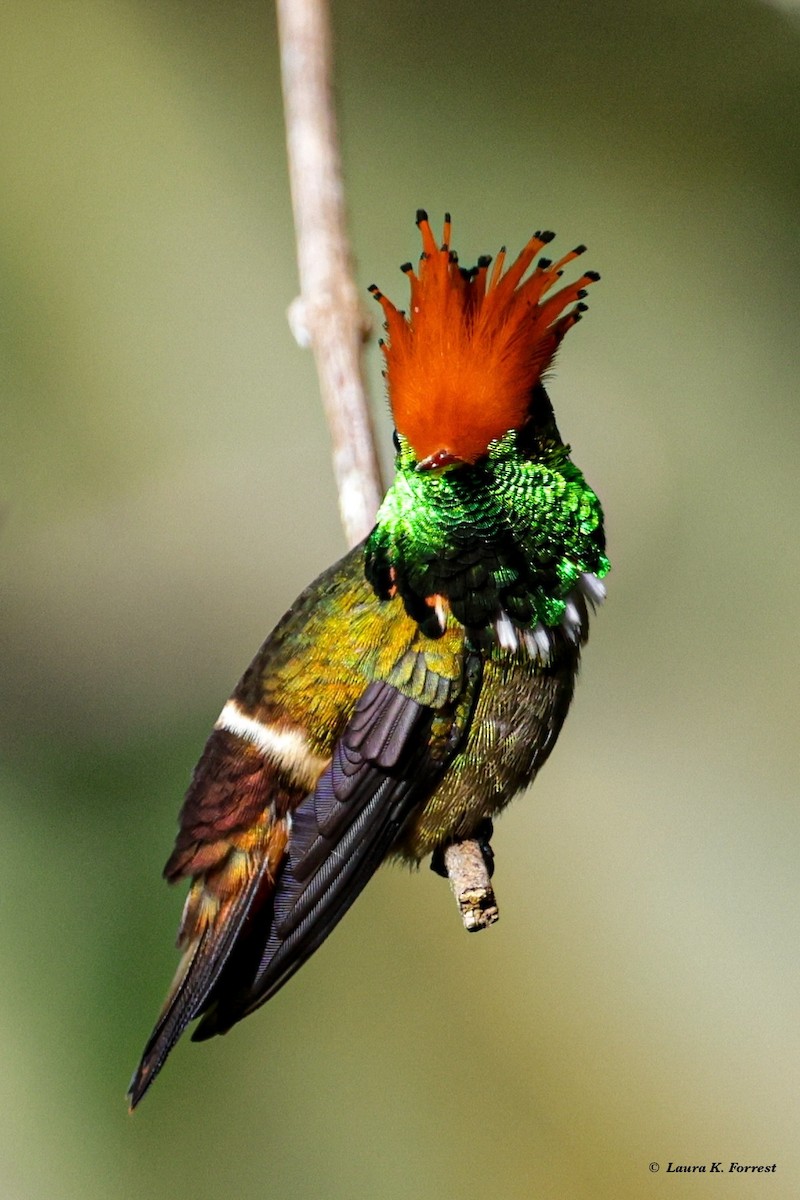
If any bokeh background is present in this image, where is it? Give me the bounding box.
[2,1,799,1197]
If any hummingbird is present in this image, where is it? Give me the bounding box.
[128,211,609,1108]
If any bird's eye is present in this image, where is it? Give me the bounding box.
[392,429,401,453]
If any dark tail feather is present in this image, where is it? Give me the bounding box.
[127,863,269,1110]
[127,933,209,1110]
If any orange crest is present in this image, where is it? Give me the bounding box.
[369,211,599,465]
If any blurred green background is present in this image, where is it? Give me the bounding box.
[1,1,799,1197]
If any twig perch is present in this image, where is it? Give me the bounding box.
[275,0,498,932]
[276,0,381,545]
[443,840,499,932]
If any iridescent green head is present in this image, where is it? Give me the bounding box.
[365,212,609,641]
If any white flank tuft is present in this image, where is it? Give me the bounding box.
[521,623,553,664]
[495,610,519,652]
[533,624,553,662]
[562,598,583,642]
[578,572,606,608]
[433,596,447,633]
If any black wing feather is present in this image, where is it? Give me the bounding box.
[192,680,444,1040]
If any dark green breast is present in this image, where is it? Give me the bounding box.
[365,428,608,638]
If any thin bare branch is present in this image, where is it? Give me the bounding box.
[276,0,382,546]
[443,840,499,932]
[275,0,496,931]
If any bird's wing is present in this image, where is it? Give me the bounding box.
[194,679,440,1038]
[128,640,478,1109]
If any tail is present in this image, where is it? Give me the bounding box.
[127,862,269,1110]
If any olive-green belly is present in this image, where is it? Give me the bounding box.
[399,650,577,860]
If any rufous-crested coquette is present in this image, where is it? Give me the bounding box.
[128,211,609,1108]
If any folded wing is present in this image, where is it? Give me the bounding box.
[128,678,448,1109]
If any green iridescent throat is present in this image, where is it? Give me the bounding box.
[365,429,609,636]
